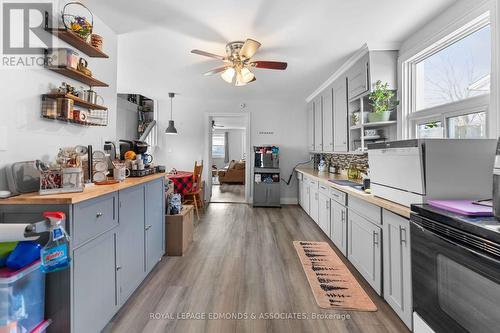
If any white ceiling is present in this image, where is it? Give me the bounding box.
[86,0,456,102]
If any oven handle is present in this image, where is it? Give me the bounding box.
[411,220,500,264]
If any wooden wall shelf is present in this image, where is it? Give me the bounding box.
[46,66,109,87]
[45,28,109,58]
[43,93,107,110]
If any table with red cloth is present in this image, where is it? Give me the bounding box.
[166,171,194,196]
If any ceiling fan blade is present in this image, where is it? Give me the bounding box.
[191,49,226,60]
[203,66,229,76]
[251,61,288,70]
[239,39,261,59]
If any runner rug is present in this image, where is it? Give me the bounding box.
[293,241,377,311]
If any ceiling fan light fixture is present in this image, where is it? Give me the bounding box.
[240,67,255,83]
[235,69,247,87]
[221,67,235,83]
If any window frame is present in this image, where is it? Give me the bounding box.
[401,11,493,139]
[211,133,226,159]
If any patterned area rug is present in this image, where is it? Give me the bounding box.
[293,241,377,311]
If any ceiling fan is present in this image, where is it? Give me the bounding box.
[191,38,288,86]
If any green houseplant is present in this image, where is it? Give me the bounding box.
[368,80,399,123]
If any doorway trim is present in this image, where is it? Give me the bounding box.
[204,113,251,203]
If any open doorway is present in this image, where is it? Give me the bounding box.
[207,114,250,203]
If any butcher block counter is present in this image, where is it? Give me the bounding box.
[0,173,166,205]
[296,167,410,218]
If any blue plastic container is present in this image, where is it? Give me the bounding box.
[6,242,42,271]
[0,261,45,333]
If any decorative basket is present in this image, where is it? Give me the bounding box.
[62,2,93,40]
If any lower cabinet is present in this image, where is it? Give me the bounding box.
[73,230,117,333]
[145,179,165,273]
[118,185,146,304]
[383,209,413,329]
[303,178,311,214]
[309,181,319,223]
[330,200,347,256]
[318,192,331,235]
[348,209,382,295]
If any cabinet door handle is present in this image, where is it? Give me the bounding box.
[96,212,103,218]
[373,231,379,246]
[116,265,122,271]
[341,210,345,222]
[145,225,152,230]
[400,226,407,245]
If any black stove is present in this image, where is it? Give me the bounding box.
[411,204,500,244]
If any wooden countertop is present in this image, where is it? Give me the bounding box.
[296,167,411,218]
[0,173,166,205]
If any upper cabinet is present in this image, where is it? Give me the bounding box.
[313,96,323,152]
[307,102,315,151]
[322,88,334,152]
[306,45,398,153]
[347,52,370,100]
[333,76,348,152]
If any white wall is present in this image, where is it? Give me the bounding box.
[117,30,308,203]
[0,3,118,190]
[213,128,245,169]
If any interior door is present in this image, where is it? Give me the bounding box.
[322,88,334,152]
[333,77,348,152]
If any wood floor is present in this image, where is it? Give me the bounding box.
[103,204,409,333]
[210,184,246,203]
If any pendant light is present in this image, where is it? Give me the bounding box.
[165,92,178,135]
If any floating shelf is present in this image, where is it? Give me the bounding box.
[45,28,109,58]
[46,66,109,87]
[43,93,107,110]
[350,121,397,130]
[42,115,106,127]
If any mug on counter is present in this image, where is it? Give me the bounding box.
[113,164,130,182]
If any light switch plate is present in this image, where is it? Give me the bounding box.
[0,126,7,151]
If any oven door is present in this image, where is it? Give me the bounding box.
[411,215,500,333]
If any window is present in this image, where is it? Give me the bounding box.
[212,133,225,158]
[403,12,492,139]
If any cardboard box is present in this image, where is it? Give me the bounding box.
[165,205,194,256]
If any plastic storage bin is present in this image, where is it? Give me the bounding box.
[0,261,45,333]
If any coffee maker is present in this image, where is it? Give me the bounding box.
[119,140,148,160]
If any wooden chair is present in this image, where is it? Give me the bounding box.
[183,161,204,220]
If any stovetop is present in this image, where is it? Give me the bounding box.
[411,204,500,244]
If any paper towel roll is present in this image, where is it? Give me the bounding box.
[0,224,39,242]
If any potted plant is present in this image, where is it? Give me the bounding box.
[367,80,399,123]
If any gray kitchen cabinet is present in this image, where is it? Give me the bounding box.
[73,230,117,333]
[307,102,315,151]
[303,177,311,215]
[383,209,413,329]
[118,185,146,304]
[318,191,331,235]
[330,199,347,256]
[333,76,348,152]
[309,180,319,223]
[348,209,382,294]
[347,52,370,100]
[322,87,334,152]
[145,178,165,273]
[314,96,323,152]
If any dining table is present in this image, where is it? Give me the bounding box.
[166,171,194,196]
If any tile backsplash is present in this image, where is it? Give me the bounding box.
[314,152,369,173]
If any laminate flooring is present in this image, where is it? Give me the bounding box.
[103,204,409,333]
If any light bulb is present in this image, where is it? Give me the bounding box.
[240,67,255,83]
[221,67,235,83]
[235,69,246,87]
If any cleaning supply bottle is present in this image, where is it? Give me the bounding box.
[41,212,71,273]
